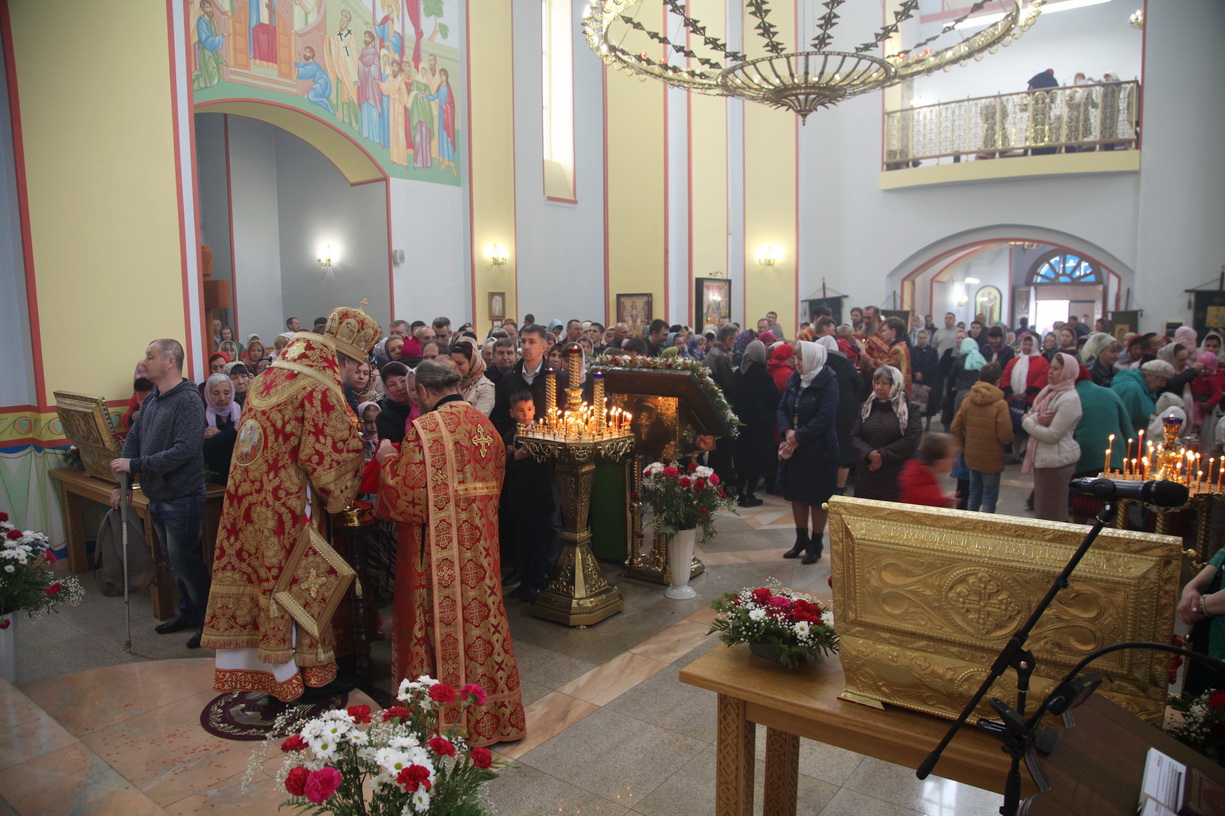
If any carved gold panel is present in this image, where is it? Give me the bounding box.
[827,497,1181,724]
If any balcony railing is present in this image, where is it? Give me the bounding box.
[883,80,1140,170]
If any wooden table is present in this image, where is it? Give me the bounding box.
[679,644,1035,816]
[48,468,225,620]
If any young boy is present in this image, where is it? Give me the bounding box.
[898,433,958,508]
[501,391,555,602]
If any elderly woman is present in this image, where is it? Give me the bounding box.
[732,340,781,508]
[777,341,840,564]
[1112,358,1174,434]
[851,365,923,503]
[1022,352,1083,522]
[1081,332,1122,388]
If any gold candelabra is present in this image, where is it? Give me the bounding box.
[517,344,636,627]
[1101,416,1219,498]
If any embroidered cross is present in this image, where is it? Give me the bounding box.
[302,568,328,599]
[472,425,494,457]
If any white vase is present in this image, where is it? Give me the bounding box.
[664,528,698,600]
[0,613,14,685]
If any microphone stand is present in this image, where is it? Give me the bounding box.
[916,501,1116,816]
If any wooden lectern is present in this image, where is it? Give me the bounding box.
[594,365,737,584]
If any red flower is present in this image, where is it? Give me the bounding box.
[428,683,457,704]
[717,488,726,498]
[396,764,433,792]
[470,747,493,769]
[699,508,709,515]
[630,491,640,501]
[44,550,57,564]
[428,736,456,756]
[687,462,698,473]
[459,682,488,706]
[6,530,21,540]
[678,477,692,488]
[347,704,372,724]
[0,619,9,630]
[751,588,772,604]
[304,767,342,803]
[767,596,792,608]
[0,512,8,521]
[280,734,308,752]
[285,766,310,796]
[694,478,707,491]
[44,583,61,596]
[382,706,411,722]
[663,466,679,477]
[709,474,720,485]
[1209,690,1225,709]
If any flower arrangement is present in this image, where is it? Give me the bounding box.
[1166,689,1225,762]
[0,512,83,623]
[589,354,741,436]
[640,460,737,540]
[264,676,505,816]
[707,579,839,668]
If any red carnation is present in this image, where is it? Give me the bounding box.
[428,683,457,704]
[1210,690,1225,709]
[396,764,432,792]
[678,477,692,488]
[717,488,726,498]
[44,582,61,596]
[429,736,456,757]
[0,512,8,521]
[6,530,21,539]
[470,747,493,769]
[687,462,698,473]
[663,466,679,477]
[694,478,707,491]
[630,491,640,501]
[347,704,372,724]
[751,588,772,604]
[710,474,720,485]
[382,706,411,722]
[44,550,57,564]
[459,682,488,706]
[285,766,310,797]
[0,619,10,630]
[304,767,342,803]
[280,734,308,752]
[699,508,709,515]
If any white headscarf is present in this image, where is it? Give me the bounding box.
[816,335,842,357]
[1011,333,1040,396]
[797,340,826,388]
[861,365,909,432]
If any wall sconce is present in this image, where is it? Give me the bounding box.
[1129,9,1143,29]
[487,243,509,266]
[756,244,782,267]
[317,244,334,269]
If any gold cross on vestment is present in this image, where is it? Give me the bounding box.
[472,425,494,457]
[302,568,328,599]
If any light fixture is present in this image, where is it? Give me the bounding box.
[317,244,333,269]
[956,0,1105,30]
[1129,9,1143,29]
[487,243,509,266]
[965,277,981,284]
[583,0,1042,123]
[756,244,782,267]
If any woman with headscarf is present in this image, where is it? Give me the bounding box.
[203,372,241,486]
[944,337,987,429]
[767,344,795,393]
[731,341,781,508]
[817,335,864,496]
[732,329,755,368]
[1071,363,1133,523]
[1041,332,1059,362]
[777,341,840,564]
[1001,332,1049,458]
[344,359,377,414]
[1021,351,1083,522]
[451,336,495,416]
[851,365,923,503]
[242,338,268,370]
[910,329,940,427]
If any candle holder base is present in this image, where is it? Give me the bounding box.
[530,539,624,627]
[624,530,705,585]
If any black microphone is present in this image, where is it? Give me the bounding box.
[1068,478,1189,508]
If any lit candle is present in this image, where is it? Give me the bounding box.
[1141,457,1149,480]
[1126,439,1134,471]
[1137,430,1145,464]
[1107,434,1116,475]
[1104,448,1112,477]
[1210,458,1216,492]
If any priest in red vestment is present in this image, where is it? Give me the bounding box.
[375,360,526,747]
[202,303,381,701]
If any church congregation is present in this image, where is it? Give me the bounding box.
[3,0,1225,814]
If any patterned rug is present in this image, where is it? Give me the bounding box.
[199,691,350,741]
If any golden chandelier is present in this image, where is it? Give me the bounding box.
[583,0,1043,122]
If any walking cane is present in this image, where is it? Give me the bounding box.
[118,472,132,653]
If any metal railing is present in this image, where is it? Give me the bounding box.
[883,80,1140,169]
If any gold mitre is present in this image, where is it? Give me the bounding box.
[324,300,381,361]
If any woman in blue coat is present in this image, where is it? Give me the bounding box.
[777,341,841,564]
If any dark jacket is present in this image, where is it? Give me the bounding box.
[704,345,735,399]
[732,364,781,479]
[852,397,923,502]
[377,398,413,444]
[492,357,552,437]
[119,378,205,501]
[776,367,840,506]
[501,427,554,514]
[824,353,864,467]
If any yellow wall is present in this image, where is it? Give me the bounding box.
[468,0,517,331]
[742,1,797,338]
[688,0,728,321]
[8,0,188,405]
[605,66,666,327]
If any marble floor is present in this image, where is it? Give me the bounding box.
[1,467,1044,815]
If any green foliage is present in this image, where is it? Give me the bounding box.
[639,461,737,541]
[707,580,839,668]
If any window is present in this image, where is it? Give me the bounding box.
[1028,252,1101,284]
[542,0,575,201]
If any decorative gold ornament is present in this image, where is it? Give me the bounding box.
[583,0,1042,123]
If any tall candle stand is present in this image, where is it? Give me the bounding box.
[517,346,636,627]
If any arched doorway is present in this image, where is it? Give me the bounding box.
[191,101,392,356]
[888,227,1133,333]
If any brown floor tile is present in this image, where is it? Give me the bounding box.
[0,679,78,771]
[0,743,167,816]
